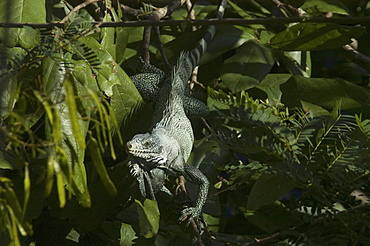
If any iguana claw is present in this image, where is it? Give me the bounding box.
[179,207,200,226]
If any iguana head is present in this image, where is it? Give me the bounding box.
[126,132,167,165]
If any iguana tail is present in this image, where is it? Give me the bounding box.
[178,0,228,84]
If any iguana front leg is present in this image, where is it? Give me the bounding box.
[130,58,165,102]
[178,164,210,224]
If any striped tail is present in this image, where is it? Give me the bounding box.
[182,0,227,81]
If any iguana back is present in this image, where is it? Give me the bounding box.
[153,0,227,160]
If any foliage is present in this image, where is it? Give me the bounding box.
[1,0,370,245]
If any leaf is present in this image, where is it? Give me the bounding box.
[0,70,17,119]
[188,138,230,169]
[162,24,255,65]
[101,13,116,61]
[22,164,30,221]
[255,73,291,104]
[64,77,86,151]
[277,51,311,77]
[280,76,370,115]
[0,0,45,48]
[55,162,66,208]
[301,0,350,15]
[269,23,364,51]
[111,82,145,139]
[45,156,55,197]
[88,137,117,196]
[247,174,295,210]
[135,199,160,238]
[220,40,276,93]
[201,25,256,65]
[77,36,136,98]
[227,0,265,28]
[120,223,137,246]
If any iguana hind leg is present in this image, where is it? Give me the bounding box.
[179,164,209,224]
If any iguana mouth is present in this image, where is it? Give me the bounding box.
[127,148,156,155]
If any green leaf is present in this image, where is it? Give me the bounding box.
[269,23,364,51]
[255,74,291,105]
[280,76,370,115]
[247,174,295,210]
[188,138,230,169]
[163,25,255,66]
[111,82,145,139]
[120,223,137,246]
[55,162,66,208]
[220,40,275,93]
[227,0,265,28]
[22,165,30,222]
[0,0,45,48]
[88,137,117,196]
[64,77,86,151]
[101,13,116,61]
[301,0,350,15]
[45,156,55,197]
[201,25,256,65]
[78,36,135,97]
[0,70,17,119]
[278,51,311,77]
[135,199,160,238]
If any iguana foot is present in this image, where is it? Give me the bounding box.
[179,207,200,226]
[128,161,141,177]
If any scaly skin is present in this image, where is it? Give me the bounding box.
[126,0,227,224]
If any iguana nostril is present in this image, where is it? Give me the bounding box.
[127,142,132,149]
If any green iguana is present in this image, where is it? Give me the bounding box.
[126,0,227,224]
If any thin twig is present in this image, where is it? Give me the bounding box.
[154,26,171,71]
[122,0,186,64]
[60,0,101,24]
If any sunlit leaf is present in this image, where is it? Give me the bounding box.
[120,223,137,246]
[301,0,350,15]
[64,77,86,151]
[55,164,66,208]
[22,164,30,221]
[45,156,55,197]
[0,0,45,48]
[135,199,160,238]
[269,23,364,51]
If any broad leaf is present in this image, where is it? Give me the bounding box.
[0,0,45,48]
[88,137,117,196]
[301,0,350,15]
[255,73,291,104]
[281,76,370,115]
[220,40,276,92]
[120,223,137,246]
[135,199,160,238]
[247,174,295,210]
[270,23,364,51]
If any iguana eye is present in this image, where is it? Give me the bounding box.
[158,146,163,153]
[143,140,151,147]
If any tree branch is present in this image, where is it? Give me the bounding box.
[3,16,370,28]
[342,44,370,72]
